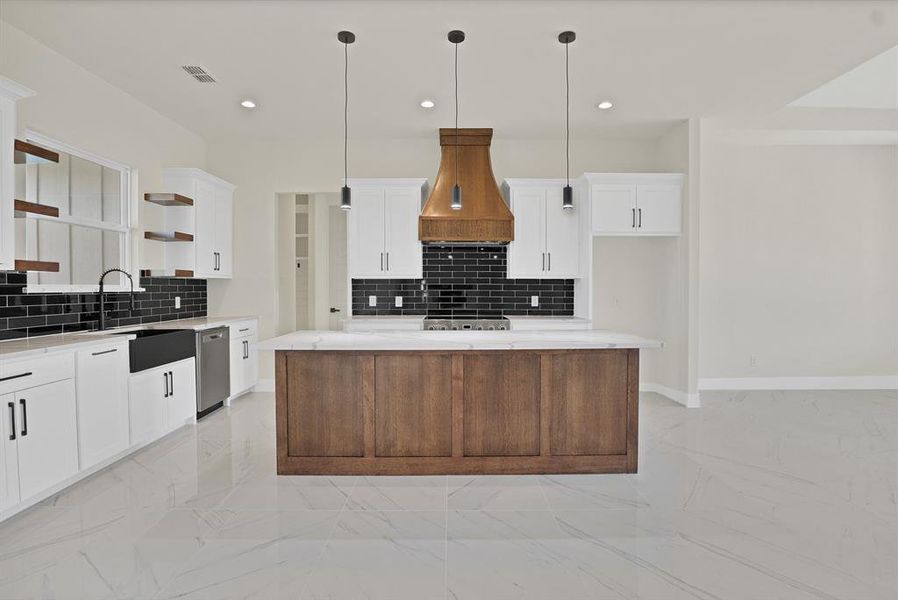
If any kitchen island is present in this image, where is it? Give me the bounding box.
[260,330,661,475]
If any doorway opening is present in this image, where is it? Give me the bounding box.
[276,192,347,334]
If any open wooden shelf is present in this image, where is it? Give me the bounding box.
[144,193,194,207]
[14,139,59,165]
[14,199,60,218]
[14,259,60,273]
[144,231,194,242]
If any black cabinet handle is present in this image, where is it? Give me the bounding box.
[548,253,551,271]
[638,208,642,228]
[631,207,636,228]
[7,402,15,441]
[238,328,249,332]
[19,399,27,437]
[163,372,169,398]
[92,348,118,356]
[169,371,174,395]
[0,371,32,382]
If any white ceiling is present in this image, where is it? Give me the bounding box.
[1,0,896,142]
[791,44,898,110]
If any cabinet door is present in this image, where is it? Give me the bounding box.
[213,187,234,278]
[245,335,258,392]
[229,338,246,397]
[591,184,637,234]
[636,184,681,235]
[166,359,197,431]
[347,188,386,278]
[508,188,547,278]
[0,392,20,512]
[193,180,217,277]
[75,343,130,470]
[383,187,422,278]
[544,187,580,278]
[15,380,79,501]
[128,367,166,446]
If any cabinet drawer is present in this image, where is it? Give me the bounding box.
[229,320,258,340]
[0,352,74,395]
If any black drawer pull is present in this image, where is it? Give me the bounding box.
[238,328,249,332]
[0,372,32,382]
[7,402,14,441]
[19,399,27,437]
[91,348,118,356]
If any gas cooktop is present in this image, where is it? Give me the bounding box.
[423,317,510,331]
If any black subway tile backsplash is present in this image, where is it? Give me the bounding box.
[352,245,574,317]
[0,272,207,341]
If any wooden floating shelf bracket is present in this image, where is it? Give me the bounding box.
[144,231,194,242]
[143,193,194,207]
[14,199,60,218]
[14,139,60,164]
[14,259,60,273]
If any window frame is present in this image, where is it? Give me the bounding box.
[19,130,142,293]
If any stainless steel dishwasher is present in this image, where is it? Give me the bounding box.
[196,326,230,417]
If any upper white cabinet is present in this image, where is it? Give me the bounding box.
[75,341,131,470]
[347,179,426,279]
[160,168,235,278]
[503,179,581,278]
[0,78,35,271]
[585,173,683,236]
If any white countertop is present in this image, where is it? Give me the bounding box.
[259,329,661,351]
[0,316,258,360]
[342,316,592,331]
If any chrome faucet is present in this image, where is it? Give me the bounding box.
[97,268,135,331]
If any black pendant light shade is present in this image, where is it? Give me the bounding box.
[339,30,355,210]
[559,30,575,210]
[449,30,465,210]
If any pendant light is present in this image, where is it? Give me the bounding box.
[449,30,465,210]
[338,30,355,210]
[559,30,575,209]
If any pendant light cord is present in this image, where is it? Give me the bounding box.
[344,41,348,186]
[454,40,459,188]
[565,40,570,188]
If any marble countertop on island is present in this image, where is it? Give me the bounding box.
[259,329,662,352]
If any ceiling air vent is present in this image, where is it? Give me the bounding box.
[181,65,216,83]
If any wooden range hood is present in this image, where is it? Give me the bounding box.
[419,128,514,242]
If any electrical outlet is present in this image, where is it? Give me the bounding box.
[531,295,539,307]
[174,296,181,309]
[395,296,403,308]
[749,355,758,367]
[368,295,377,307]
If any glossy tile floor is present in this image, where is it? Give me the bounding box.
[1,390,896,599]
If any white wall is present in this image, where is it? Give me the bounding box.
[0,21,206,272]
[699,140,898,380]
[206,136,664,378]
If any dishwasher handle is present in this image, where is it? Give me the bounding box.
[202,332,224,343]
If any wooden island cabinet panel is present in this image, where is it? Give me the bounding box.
[463,353,540,456]
[549,351,629,456]
[276,349,640,475]
[375,353,452,457]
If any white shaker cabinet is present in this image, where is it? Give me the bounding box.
[128,358,196,446]
[0,78,35,271]
[162,168,235,278]
[504,179,581,279]
[347,178,426,279]
[585,173,683,236]
[75,341,131,470]
[0,393,20,513]
[229,319,259,399]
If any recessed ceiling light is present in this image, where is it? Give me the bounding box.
[240,99,256,108]
[420,99,435,109]
[596,100,614,110]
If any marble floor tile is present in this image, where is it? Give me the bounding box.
[1,390,896,600]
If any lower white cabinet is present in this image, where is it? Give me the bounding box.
[1,379,79,505]
[75,341,131,470]
[229,320,259,398]
[128,358,196,446]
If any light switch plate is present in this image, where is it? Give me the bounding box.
[174,296,181,309]
[395,296,403,307]
[531,295,539,307]
[368,295,377,307]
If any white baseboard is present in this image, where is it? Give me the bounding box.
[255,378,275,392]
[640,382,701,408]
[698,376,898,391]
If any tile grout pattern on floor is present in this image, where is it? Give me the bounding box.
[0,389,896,599]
